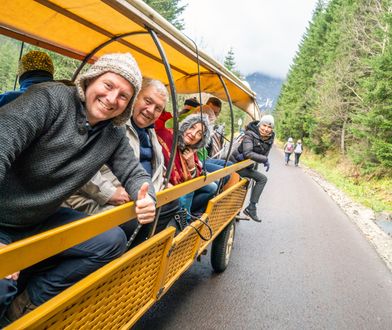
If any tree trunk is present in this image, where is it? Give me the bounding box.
[340,118,347,155]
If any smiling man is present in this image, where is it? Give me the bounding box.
[66,78,167,214]
[0,53,156,323]
[65,78,177,246]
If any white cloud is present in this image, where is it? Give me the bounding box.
[182,0,317,78]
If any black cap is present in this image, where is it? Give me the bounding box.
[184,97,200,107]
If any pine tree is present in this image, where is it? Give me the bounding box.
[143,0,187,30]
[217,48,246,132]
[224,48,242,78]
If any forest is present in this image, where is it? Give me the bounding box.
[275,0,392,178]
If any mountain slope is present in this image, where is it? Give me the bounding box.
[245,72,283,111]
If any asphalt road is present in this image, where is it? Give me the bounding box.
[134,147,392,330]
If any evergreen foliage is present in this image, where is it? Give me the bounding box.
[216,48,247,135]
[275,0,392,177]
[142,0,187,30]
[0,35,80,94]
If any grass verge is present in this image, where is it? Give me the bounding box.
[301,151,392,213]
[275,140,391,212]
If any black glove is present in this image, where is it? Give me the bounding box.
[237,154,245,161]
[264,160,270,172]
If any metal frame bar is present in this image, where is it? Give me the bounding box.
[147,27,179,237]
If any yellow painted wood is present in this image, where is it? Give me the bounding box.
[6,228,175,330]
[0,160,252,279]
[5,180,249,329]
[199,179,249,253]
[0,1,257,326]
[162,220,204,293]
[0,0,259,117]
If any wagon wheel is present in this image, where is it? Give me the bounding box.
[211,221,235,272]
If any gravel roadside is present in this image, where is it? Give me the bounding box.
[303,165,392,272]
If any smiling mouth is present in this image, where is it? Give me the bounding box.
[141,112,153,120]
[98,99,112,111]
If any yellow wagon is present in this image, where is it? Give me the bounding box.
[0,1,260,328]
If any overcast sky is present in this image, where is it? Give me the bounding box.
[182,0,318,79]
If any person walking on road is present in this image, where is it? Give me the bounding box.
[294,139,303,167]
[283,137,294,165]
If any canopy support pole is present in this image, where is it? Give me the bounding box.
[215,74,235,193]
[147,27,179,238]
[13,41,24,90]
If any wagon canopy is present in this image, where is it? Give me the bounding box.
[0,0,260,118]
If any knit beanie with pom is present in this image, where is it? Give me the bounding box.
[18,50,54,77]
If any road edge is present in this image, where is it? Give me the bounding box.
[303,165,392,272]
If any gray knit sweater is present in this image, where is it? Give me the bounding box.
[0,82,155,228]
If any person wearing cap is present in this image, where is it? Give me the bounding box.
[0,50,54,108]
[203,97,224,157]
[206,96,222,117]
[294,139,303,167]
[0,53,156,322]
[230,114,275,222]
[162,97,201,129]
[283,137,295,165]
[183,97,200,110]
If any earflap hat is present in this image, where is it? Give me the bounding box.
[75,53,142,126]
[178,114,211,150]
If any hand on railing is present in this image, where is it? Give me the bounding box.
[135,182,156,224]
[108,186,130,205]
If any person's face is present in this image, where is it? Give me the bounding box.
[85,72,134,126]
[183,122,204,146]
[208,103,221,117]
[259,123,273,136]
[132,85,166,128]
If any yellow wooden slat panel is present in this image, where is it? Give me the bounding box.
[6,228,175,330]
[0,160,253,279]
[199,179,248,252]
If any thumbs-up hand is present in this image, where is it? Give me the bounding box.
[135,182,156,224]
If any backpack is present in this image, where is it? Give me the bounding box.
[219,132,245,160]
[294,143,302,154]
[286,143,294,153]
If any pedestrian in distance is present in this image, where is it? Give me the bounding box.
[283,137,294,165]
[294,139,303,167]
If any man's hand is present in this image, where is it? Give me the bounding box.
[0,243,20,280]
[108,187,130,206]
[264,160,270,172]
[135,182,156,224]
